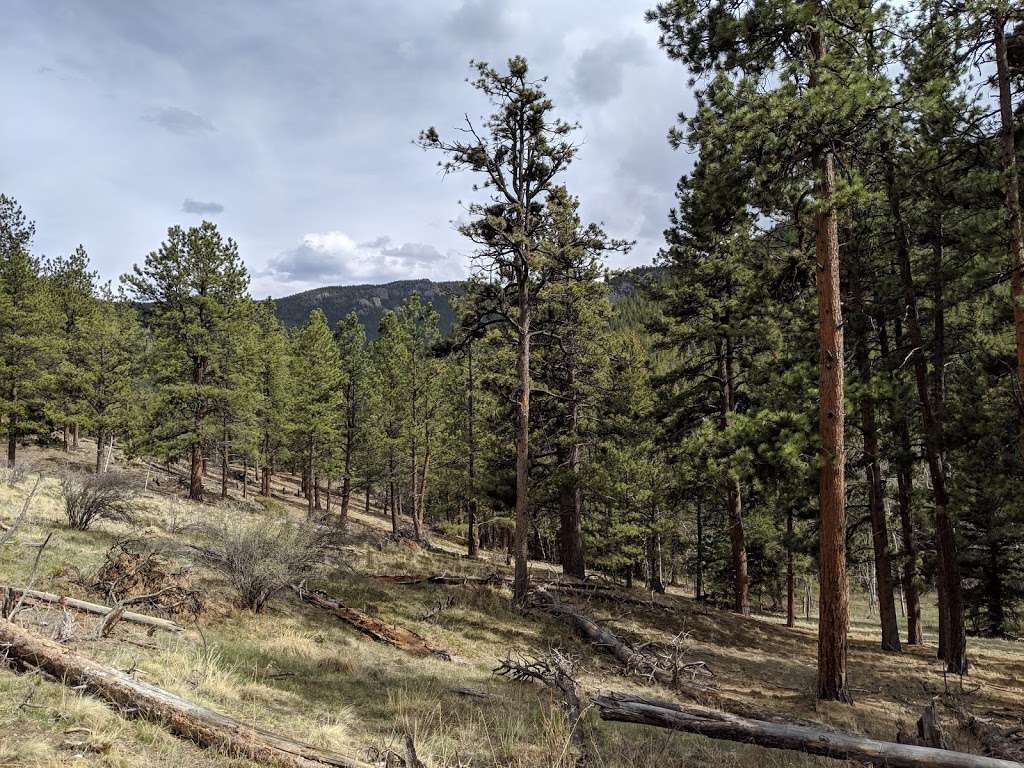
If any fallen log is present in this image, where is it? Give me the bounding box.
[290,585,451,661]
[0,618,372,768]
[593,692,1022,768]
[530,588,717,704]
[2,586,183,633]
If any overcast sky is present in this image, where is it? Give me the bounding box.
[3,1,695,297]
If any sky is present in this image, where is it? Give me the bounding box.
[3,1,696,298]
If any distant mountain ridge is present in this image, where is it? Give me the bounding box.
[274,279,462,337]
[272,266,658,337]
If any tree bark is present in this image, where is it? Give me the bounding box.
[512,282,532,604]
[0,619,371,768]
[994,12,1024,418]
[95,427,104,475]
[786,509,796,628]
[592,692,1020,768]
[189,358,207,502]
[221,422,229,500]
[466,342,480,559]
[811,17,850,699]
[290,585,450,660]
[695,502,705,601]
[852,273,901,652]
[883,151,967,673]
[716,332,749,616]
[4,587,183,633]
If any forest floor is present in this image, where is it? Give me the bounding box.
[1,441,1022,767]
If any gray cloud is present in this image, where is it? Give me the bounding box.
[182,198,224,215]
[266,231,454,287]
[3,1,687,295]
[142,106,215,135]
[572,35,648,105]
[448,0,511,41]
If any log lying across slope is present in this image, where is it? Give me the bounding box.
[0,618,372,768]
[593,692,1023,768]
[290,584,451,660]
[2,586,183,633]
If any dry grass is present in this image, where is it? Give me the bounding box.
[1,441,1022,767]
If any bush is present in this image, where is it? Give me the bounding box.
[197,515,335,612]
[60,471,137,531]
[1,460,34,487]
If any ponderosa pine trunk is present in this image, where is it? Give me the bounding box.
[559,373,585,579]
[852,270,901,652]
[388,450,399,535]
[716,331,749,615]
[466,342,480,559]
[647,505,665,594]
[95,427,104,474]
[786,509,795,628]
[72,423,79,450]
[220,422,229,500]
[879,314,923,645]
[884,153,967,674]
[512,282,531,605]
[695,502,704,601]
[994,12,1024,421]
[811,17,851,701]
[189,358,207,501]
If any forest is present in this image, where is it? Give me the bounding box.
[2,1,1024,766]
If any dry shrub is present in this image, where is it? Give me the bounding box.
[1,460,34,487]
[92,539,203,619]
[60,470,137,531]
[196,514,336,612]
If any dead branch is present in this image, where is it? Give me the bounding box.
[290,584,451,660]
[594,692,1023,768]
[1,586,183,633]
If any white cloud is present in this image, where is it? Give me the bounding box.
[262,231,460,289]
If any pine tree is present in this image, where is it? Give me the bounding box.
[122,221,250,501]
[0,195,55,466]
[253,299,291,497]
[289,309,344,516]
[420,57,579,603]
[45,244,97,452]
[73,285,145,472]
[335,312,369,521]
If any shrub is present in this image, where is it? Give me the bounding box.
[60,471,137,531]
[1,460,33,487]
[197,515,335,612]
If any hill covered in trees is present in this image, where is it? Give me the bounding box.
[273,279,461,337]
[272,268,655,338]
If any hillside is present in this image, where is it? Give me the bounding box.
[273,280,462,337]
[272,267,659,335]
[1,445,1022,767]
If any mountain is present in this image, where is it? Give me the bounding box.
[273,279,462,337]
[272,267,659,337]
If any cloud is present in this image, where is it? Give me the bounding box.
[265,231,451,286]
[141,106,215,135]
[572,35,648,105]
[448,0,512,41]
[182,198,224,215]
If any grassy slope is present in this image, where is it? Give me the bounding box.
[1,443,1022,768]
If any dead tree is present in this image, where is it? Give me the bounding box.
[593,692,1021,768]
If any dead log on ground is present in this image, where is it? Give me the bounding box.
[530,588,716,705]
[593,692,1022,768]
[1,586,183,633]
[0,618,372,768]
[290,584,451,660]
